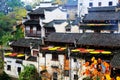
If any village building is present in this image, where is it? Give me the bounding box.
[79,6,120,33]
[63,0,78,20]
[78,0,118,17]
[4,38,41,78]
[4,4,45,77]
[45,32,120,80]
[3,1,120,80]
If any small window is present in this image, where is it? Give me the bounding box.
[17,67,21,74]
[67,14,69,19]
[80,3,82,6]
[98,2,102,6]
[74,58,77,62]
[64,70,69,76]
[53,72,57,80]
[109,1,113,6]
[7,65,11,71]
[66,28,71,32]
[52,53,58,61]
[74,74,78,80]
[37,26,41,31]
[30,27,33,33]
[89,2,93,7]
[42,53,45,57]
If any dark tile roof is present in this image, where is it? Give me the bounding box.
[45,33,82,43]
[83,11,120,21]
[43,20,66,28]
[23,20,39,25]
[45,33,120,48]
[111,54,120,68]
[26,56,37,62]
[28,7,57,15]
[10,38,42,49]
[88,6,116,12]
[77,33,120,47]
[79,24,118,31]
[83,6,120,21]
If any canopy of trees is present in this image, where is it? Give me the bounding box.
[19,65,40,80]
[0,7,26,47]
[0,71,11,80]
[7,0,24,9]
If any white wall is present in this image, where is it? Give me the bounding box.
[4,58,23,78]
[71,25,80,33]
[54,21,68,33]
[70,58,86,80]
[44,8,67,23]
[78,0,118,17]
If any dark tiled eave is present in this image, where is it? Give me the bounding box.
[77,33,120,48]
[83,11,120,21]
[26,56,37,62]
[10,38,42,48]
[111,54,120,69]
[46,33,120,48]
[88,6,116,12]
[79,24,118,31]
[23,20,39,25]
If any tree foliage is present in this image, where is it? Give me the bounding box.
[0,58,4,69]
[19,65,39,80]
[0,71,11,80]
[0,7,26,47]
[7,0,24,9]
[13,27,24,41]
[1,32,13,46]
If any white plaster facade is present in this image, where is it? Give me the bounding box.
[4,57,39,78]
[54,21,68,33]
[39,53,65,80]
[71,25,80,33]
[4,58,23,78]
[43,8,67,23]
[78,0,118,17]
[70,58,86,80]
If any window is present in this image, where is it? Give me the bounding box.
[33,50,39,57]
[7,65,11,71]
[67,14,69,19]
[42,53,45,57]
[53,72,57,80]
[30,27,33,33]
[17,67,21,74]
[74,58,77,62]
[66,28,71,32]
[89,2,93,7]
[74,74,78,80]
[52,53,58,61]
[98,2,102,6]
[109,1,113,6]
[37,26,41,31]
[64,70,69,76]
[79,3,82,6]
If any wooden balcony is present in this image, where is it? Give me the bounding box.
[25,31,41,37]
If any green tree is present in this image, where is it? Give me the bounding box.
[7,0,24,9]
[19,65,39,80]
[1,32,13,47]
[13,27,24,40]
[0,71,11,80]
[0,7,26,46]
[7,7,27,20]
[0,58,4,69]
